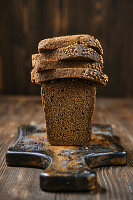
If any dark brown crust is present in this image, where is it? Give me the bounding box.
[41,79,96,145]
[32,53,103,71]
[35,45,103,64]
[31,68,108,86]
[38,34,103,55]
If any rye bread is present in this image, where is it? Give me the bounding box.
[31,34,108,146]
[38,34,103,55]
[35,45,103,64]
[41,79,96,146]
[32,53,103,71]
[31,67,108,86]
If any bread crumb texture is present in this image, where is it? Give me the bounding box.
[41,79,96,146]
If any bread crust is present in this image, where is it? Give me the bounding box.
[32,53,103,71]
[34,44,103,64]
[31,67,108,86]
[38,34,103,55]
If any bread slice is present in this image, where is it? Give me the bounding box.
[41,79,96,146]
[32,53,103,71]
[38,34,103,55]
[35,45,103,64]
[31,67,108,86]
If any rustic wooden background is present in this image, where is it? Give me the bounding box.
[0,0,133,96]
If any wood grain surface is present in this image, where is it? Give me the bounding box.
[0,96,133,200]
[0,0,133,97]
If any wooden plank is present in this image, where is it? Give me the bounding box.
[0,57,3,92]
[0,96,133,200]
[0,1,133,96]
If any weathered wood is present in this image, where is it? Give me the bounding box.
[6,124,126,192]
[0,0,133,96]
[0,96,133,199]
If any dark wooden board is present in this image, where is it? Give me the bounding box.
[0,0,133,97]
[0,96,133,199]
[6,124,126,192]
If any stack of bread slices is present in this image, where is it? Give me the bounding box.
[31,34,108,146]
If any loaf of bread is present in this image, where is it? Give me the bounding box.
[41,79,96,146]
[31,67,108,86]
[38,34,103,55]
[31,34,108,146]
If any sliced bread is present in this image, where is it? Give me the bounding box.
[32,53,103,71]
[38,34,103,55]
[35,45,103,64]
[31,67,108,86]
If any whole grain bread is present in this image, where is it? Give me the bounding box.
[32,53,103,71]
[38,34,103,55]
[35,45,103,64]
[41,79,96,146]
[31,67,108,86]
[31,34,108,146]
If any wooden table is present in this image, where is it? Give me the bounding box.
[0,96,133,200]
